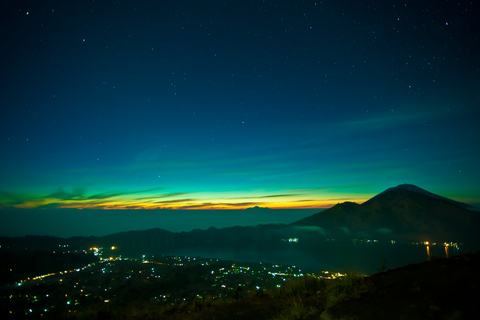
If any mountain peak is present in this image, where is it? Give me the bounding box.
[395,184,444,194]
[376,184,433,196]
[291,184,479,241]
[366,184,473,210]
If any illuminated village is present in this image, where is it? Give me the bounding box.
[3,245,343,318]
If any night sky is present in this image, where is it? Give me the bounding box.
[1,1,479,236]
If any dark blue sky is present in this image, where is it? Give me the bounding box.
[1,0,479,219]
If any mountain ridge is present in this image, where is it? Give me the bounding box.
[292,184,479,242]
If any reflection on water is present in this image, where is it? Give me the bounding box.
[168,240,470,274]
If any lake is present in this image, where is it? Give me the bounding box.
[161,240,470,274]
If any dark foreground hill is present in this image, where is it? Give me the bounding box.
[141,252,480,320]
[292,184,480,242]
[200,252,480,320]
[320,252,480,320]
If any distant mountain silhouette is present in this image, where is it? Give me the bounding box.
[371,184,475,210]
[292,184,479,242]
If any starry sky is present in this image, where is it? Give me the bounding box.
[1,0,479,227]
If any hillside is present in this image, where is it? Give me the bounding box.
[320,252,480,320]
[292,184,480,242]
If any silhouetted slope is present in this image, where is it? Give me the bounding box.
[292,184,480,242]
[371,184,475,210]
[321,252,480,320]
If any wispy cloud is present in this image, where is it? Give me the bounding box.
[2,182,375,210]
[45,187,165,202]
[135,192,190,200]
[0,190,25,208]
[332,114,422,134]
[224,194,300,200]
[155,198,196,204]
[328,101,457,135]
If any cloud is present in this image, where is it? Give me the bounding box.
[46,186,165,202]
[34,203,64,209]
[224,194,300,200]
[376,227,393,234]
[339,226,350,234]
[2,186,169,209]
[291,225,327,235]
[3,182,366,210]
[0,190,24,208]
[258,194,299,198]
[48,187,86,200]
[103,205,147,210]
[138,192,189,200]
[155,198,196,204]
[335,115,421,133]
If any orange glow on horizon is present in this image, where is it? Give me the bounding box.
[50,201,339,210]
[10,191,372,210]
[13,200,358,210]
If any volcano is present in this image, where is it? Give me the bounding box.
[292,184,479,242]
